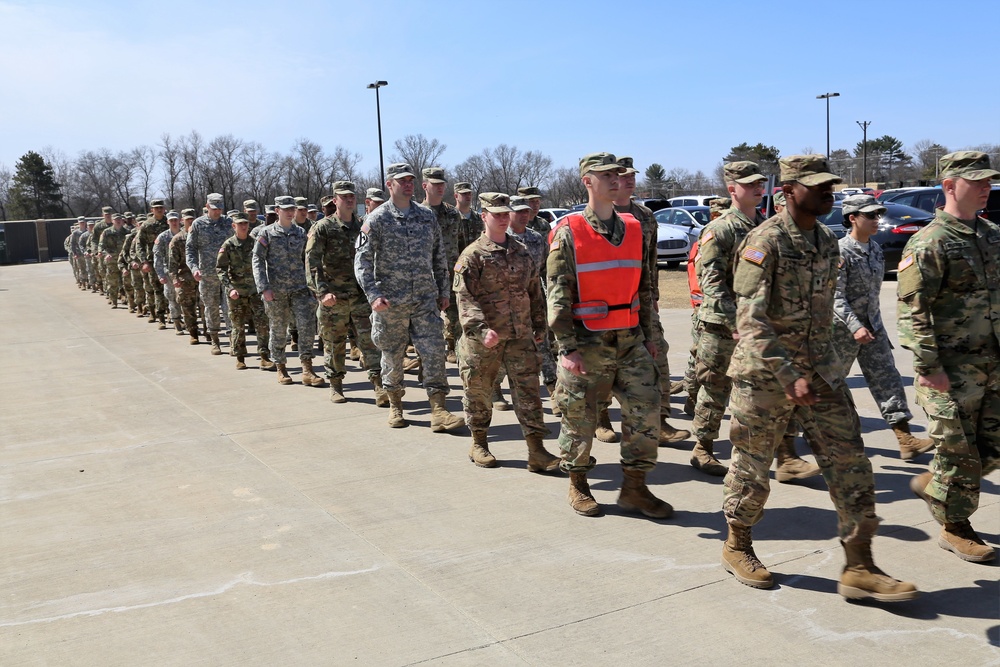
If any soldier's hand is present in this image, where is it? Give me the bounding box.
[229,289,240,300]
[131,262,139,270]
[141,262,151,273]
[784,378,817,406]
[561,351,586,376]
[645,341,658,359]
[854,327,875,344]
[262,289,274,302]
[173,280,182,288]
[320,293,336,307]
[159,278,166,285]
[483,329,500,348]
[438,297,450,311]
[193,269,202,282]
[918,372,950,393]
[372,297,390,312]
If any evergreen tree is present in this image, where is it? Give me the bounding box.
[9,151,65,219]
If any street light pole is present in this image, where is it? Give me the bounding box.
[856,120,871,186]
[816,92,840,161]
[366,80,388,186]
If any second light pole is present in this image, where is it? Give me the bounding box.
[816,92,840,161]
[367,80,388,185]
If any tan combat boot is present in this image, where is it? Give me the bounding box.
[276,363,293,385]
[659,415,690,445]
[939,521,996,562]
[259,349,275,371]
[595,408,619,443]
[774,434,821,482]
[690,440,727,477]
[429,393,465,433]
[158,313,167,330]
[669,380,685,395]
[189,330,200,345]
[350,345,361,361]
[403,356,421,374]
[526,434,561,473]
[909,471,938,520]
[330,379,346,403]
[491,385,511,411]
[892,423,935,461]
[446,339,457,365]
[617,468,673,519]
[372,375,389,408]
[469,430,497,468]
[209,333,223,355]
[174,320,185,335]
[838,540,919,601]
[568,471,601,516]
[235,356,247,370]
[722,524,773,589]
[300,358,324,387]
[387,389,407,428]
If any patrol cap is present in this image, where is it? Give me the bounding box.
[275,195,296,209]
[319,194,335,206]
[265,204,276,214]
[292,196,307,209]
[479,192,513,213]
[333,180,356,195]
[231,212,250,223]
[226,209,240,217]
[510,195,531,211]
[101,206,114,214]
[124,212,134,219]
[709,197,731,214]
[243,199,259,211]
[87,220,96,226]
[306,204,317,212]
[166,210,179,220]
[517,186,542,199]
[779,154,842,186]
[77,215,86,222]
[616,156,639,175]
[112,211,124,220]
[150,198,166,208]
[366,187,386,201]
[181,208,197,219]
[422,167,446,183]
[454,181,473,193]
[724,161,767,184]
[137,214,148,222]
[579,152,626,177]
[773,192,786,207]
[842,194,886,218]
[386,163,416,180]
[206,193,224,209]
[938,151,1000,181]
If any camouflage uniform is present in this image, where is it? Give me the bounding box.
[252,222,316,365]
[79,230,94,287]
[898,209,1000,524]
[547,207,660,472]
[527,215,551,237]
[427,201,466,349]
[137,215,169,317]
[154,228,181,323]
[455,233,547,437]
[508,225,557,385]
[693,205,765,441]
[217,234,269,358]
[832,234,911,424]
[97,224,128,303]
[186,215,233,333]
[127,225,148,313]
[725,209,878,543]
[305,210,380,381]
[117,230,137,309]
[89,219,110,292]
[354,199,451,396]
[69,227,85,285]
[168,230,199,337]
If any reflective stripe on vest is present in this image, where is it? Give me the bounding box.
[566,213,643,331]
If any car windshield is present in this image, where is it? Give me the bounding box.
[690,210,710,225]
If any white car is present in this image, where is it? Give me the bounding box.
[667,195,723,207]
[538,208,568,226]
[656,222,691,268]
[655,206,711,246]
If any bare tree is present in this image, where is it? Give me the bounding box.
[179,130,205,209]
[283,138,330,202]
[454,144,552,196]
[131,145,157,210]
[158,133,183,208]
[240,141,283,207]
[326,145,364,186]
[41,147,88,215]
[203,134,244,209]
[0,163,12,220]
[544,167,587,207]
[389,134,446,180]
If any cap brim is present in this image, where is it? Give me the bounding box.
[423,178,445,184]
[511,206,530,212]
[859,205,886,214]
[333,190,355,195]
[520,194,542,199]
[959,169,1000,180]
[454,188,473,193]
[484,206,513,213]
[278,204,296,209]
[390,172,416,179]
[734,174,768,184]
[797,173,843,186]
[208,204,223,209]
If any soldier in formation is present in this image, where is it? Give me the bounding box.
[217,212,272,371]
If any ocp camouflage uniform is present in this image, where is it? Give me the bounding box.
[898,209,1000,524]
[98,225,128,304]
[508,225,557,385]
[127,228,147,313]
[154,228,182,324]
[693,205,765,441]
[305,211,380,381]
[427,201,466,349]
[118,230,137,309]
[547,207,660,473]
[217,234,269,358]
[168,230,199,338]
[528,214,551,237]
[137,215,169,317]
[89,219,110,292]
[69,228,85,285]
[455,234,547,438]
[725,209,877,543]
[832,234,911,424]
[354,200,451,396]
[187,215,233,334]
[252,222,316,365]
[79,230,94,288]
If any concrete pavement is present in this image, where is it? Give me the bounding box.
[1,261,997,666]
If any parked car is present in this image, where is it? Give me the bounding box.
[875,187,915,203]
[635,198,672,212]
[818,202,934,272]
[567,203,587,214]
[667,195,722,207]
[840,187,876,197]
[654,206,711,246]
[879,187,945,214]
[537,208,568,225]
[655,221,692,268]
[985,186,1000,224]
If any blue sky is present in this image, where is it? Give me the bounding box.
[1,0,997,181]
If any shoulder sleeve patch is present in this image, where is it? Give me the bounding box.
[453,261,466,274]
[360,221,371,235]
[898,254,914,272]
[257,235,268,247]
[838,256,845,269]
[549,240,559,250]
[701,230,714,245]
[741,246,766,266]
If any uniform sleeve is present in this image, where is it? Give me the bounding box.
[733,237,800,388]
[636,219,654,342]
[454,254,488,341]
[96,229,109,255]
[897,245,943,377]
[431,216,450,300]
[833,255,862,333]
[252,234,270,292]
[186,224,200,273]
[697,223,737,330]
[216,244,233,294]
[527,257,546,335]
[546,225,579,353]
[304,227,327,297]
[118,238,131,271]
[354,218,380,303]
[153,234,168,280]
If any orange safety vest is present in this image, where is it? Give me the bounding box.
[553,213,643,331]
[687,241,702,309]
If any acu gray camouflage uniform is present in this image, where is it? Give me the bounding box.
[187,215,233,333]
[154,228,182,323]
[252,222,316,365]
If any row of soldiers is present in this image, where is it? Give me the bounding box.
[65,150,998,604]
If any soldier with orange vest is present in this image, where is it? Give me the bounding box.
[546,152,672,519]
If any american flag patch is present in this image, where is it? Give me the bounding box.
[701,230,714,244]
[898,254,914,271]
[550,240,560,250]
[838,256,845,269]
[742,246,766,265]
